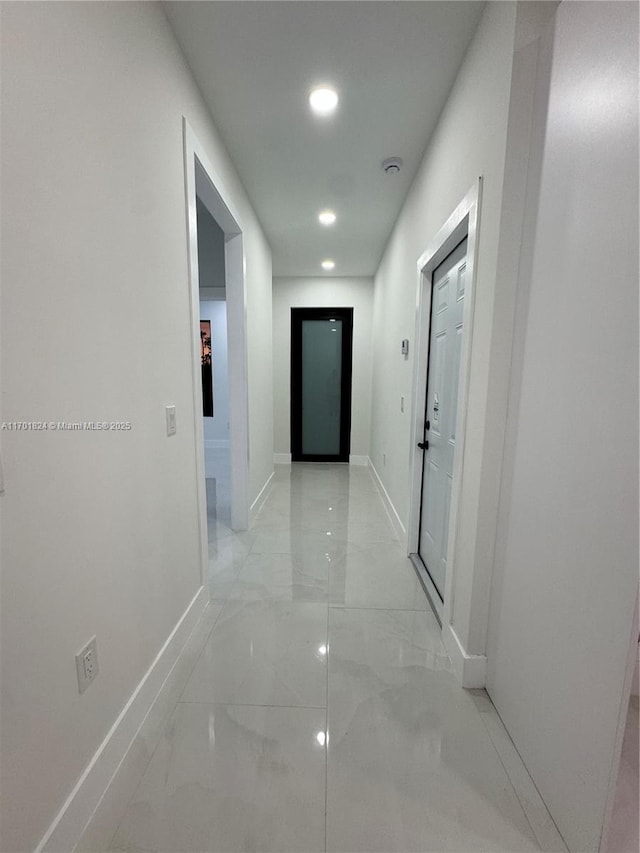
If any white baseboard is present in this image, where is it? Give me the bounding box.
[349,455,369,466]
[444,622,487,688]
[250,470,275,521]
[368,458,407,546]
[37,586,209,853]
[204,439,230,449]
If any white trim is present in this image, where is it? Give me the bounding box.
[407,180,482,680]
[273,453,292,465]
[444,622,487,689]
[410,554,443,622]
[36,587,208,853]
[600,586,639,853]
[349,455,369,466]
[183,118,249,533]
[250,470,275,521]
[204,439,230,450]
[477,702,569,853]
[368,457,407,546]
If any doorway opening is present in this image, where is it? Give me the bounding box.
[196,199,231,538]
[407,181,480,624]
[183,119,250,585]
[290,307,353,462]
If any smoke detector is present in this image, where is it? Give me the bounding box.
[382,157,403,175]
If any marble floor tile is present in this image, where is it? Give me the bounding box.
[110,702,327,853]
[227,552,330,602]
[208,561,244,603]
[99,462,554,853]
[207,532,255,603]
[250,524,349,559]
[327,607,540,852]
[208,528,254,570]
[292,502,398,543]
[250,508,301,530]
[340,519,398,544]
[181,599,329,708]
[332,501,397,527]
[252,504,396,543]
[329,606,451,681]
[329,542,428,610]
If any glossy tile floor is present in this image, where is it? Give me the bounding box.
[110,464,567,853]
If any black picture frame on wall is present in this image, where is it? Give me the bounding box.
[200,320,214,417]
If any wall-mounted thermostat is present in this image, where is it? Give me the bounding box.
[401,339,409,357]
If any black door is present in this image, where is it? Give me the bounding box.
[291,307,353,462]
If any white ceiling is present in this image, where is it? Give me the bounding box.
[164,1,485,277]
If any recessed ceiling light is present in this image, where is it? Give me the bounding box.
[318,210,336,226]
[309,87,339,116]
[321,259,335,271]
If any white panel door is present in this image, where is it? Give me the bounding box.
[418,238,467,600]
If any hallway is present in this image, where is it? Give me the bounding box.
[108,464,563,853]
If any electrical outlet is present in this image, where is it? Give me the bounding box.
[76,636,99,694]
[400,395,405,413]
[383,453,386,466]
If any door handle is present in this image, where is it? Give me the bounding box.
[417,441,429,451]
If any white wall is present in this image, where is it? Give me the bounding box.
[272,277,374,460]
[200,300,230,458]
[196,197,226,290]
[485,3,639,851]
[369,1,518,659]
[0,3,272,851]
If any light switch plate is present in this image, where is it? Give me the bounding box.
[166,405,177,437]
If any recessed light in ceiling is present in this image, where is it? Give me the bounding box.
[321,259,335,271]
[318,210,336,226]
[309,87,339,117]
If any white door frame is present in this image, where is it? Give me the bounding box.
[183,119,250,577]
[408,179,481,630]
